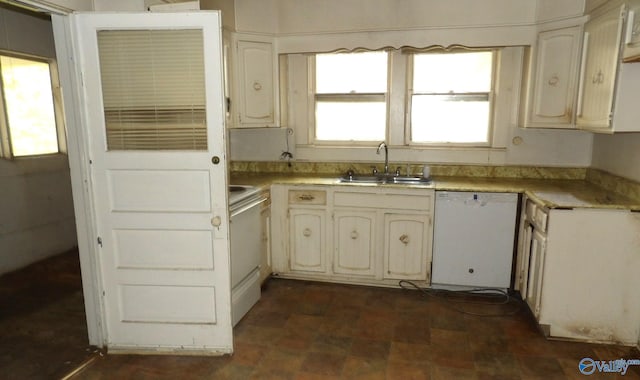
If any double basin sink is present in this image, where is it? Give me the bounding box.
[339,173,431,185]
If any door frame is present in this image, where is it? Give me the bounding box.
[52,14,106,346]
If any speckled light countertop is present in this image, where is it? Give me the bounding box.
[229,162,640,211]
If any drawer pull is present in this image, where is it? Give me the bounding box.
[302,228,312,237]
[298,194,315,201]
[350,230,359,240]
[399,234,410,245]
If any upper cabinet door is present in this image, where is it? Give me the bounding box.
[236,40,277,128]
[527,26,582,128]
[577,4,625,130]
[623,1,640,62]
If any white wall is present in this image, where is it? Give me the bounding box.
[592,134,640,182]
[0,5,77,275]
[223,0,594,166]
[235,0,541,34]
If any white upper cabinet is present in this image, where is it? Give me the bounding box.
[521,26,583,128]
[577,1,640,133]
[233,37,278,128]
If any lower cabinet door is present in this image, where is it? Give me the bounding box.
[289,208,326,273]
[526,229,547,319]
[384,213,430,280]
[333,210,377,277]
[517,221,534,300]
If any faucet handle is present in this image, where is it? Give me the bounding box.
[395,167,401,177]
[371,166,378,175]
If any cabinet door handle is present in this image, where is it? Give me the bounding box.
[253,81,263,91]
[298,194,315,201]
[547,75,559,86]
[303,228,312,237]
[350,230,359,240]
[399,234,410,245]
[592,69,604,84]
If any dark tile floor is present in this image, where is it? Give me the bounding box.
[2,251,639,379]
[0,249,95,379]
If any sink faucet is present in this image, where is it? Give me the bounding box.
[376,142,389,175]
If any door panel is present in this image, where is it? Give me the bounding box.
[384,214,429,280]
[71,12,232,353]
[106,170,212,212]
[289,209,326,273]
[334,210,376,277]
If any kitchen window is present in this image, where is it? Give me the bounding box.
[313,51,388,142]
[0,53,62,158]
[408,50,495,145]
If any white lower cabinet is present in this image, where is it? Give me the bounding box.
[333,210,376,277]
[270,184,434,287]
[515,197,640,345]
[289,209,326,273]
[383,213,431,280]
[525,229,546,319]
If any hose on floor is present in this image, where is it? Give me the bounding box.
[398,280,524,317]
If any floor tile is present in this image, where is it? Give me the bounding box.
[5,259,640,380]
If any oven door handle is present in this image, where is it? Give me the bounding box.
[230,197,267,218]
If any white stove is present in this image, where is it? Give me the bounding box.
[228,184,265,326]
[229,185,261,207]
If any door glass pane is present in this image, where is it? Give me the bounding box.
[97,29,206,150]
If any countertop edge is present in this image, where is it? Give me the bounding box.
[230,174,640,211]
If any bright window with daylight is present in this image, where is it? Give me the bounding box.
[410,51,494,145]
[314,51,388,142]
[0,54,60,157]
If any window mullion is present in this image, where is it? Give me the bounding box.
[315,93,385,102]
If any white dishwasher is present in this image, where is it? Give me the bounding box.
[431,191,518,289]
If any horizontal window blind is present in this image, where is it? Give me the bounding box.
[97,29,206,150]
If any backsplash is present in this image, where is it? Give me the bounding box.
[586,168,640,202]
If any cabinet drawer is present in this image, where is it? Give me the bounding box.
[288,190,326,205]
[334,192,431,211]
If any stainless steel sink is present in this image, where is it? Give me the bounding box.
[339,174,431,185]
[385,176,432,184]
[339,175,385,184]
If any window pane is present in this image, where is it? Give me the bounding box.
[316,51,387,93]
[413,52,492,93]
[316,101,385,141]
[1,55,58,156]
[315,51,388,142]
[411,96,490,143]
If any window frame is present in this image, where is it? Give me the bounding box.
[309,51,391,145]
[0,51,66,159]
[405,49,498,148]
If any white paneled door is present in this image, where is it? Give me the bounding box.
[69,12,232,353]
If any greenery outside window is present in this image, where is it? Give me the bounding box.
[409,50,495,145]
[313,51,388,142]
[0,53,62,158]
